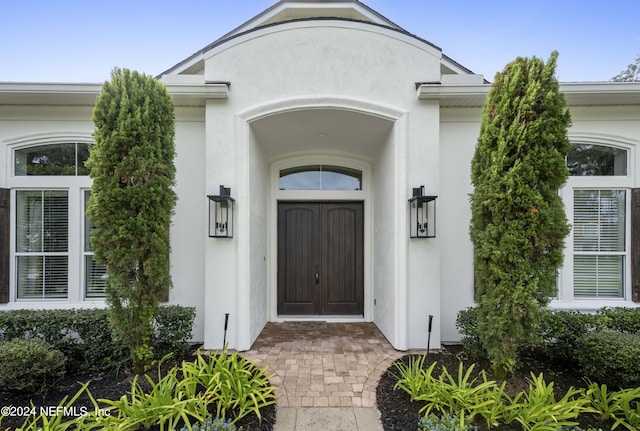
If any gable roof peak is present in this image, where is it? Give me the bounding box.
[225,0,406,39]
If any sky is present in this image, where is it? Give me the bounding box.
[1,0,639,84]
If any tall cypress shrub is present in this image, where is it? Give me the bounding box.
[470,51,571,379]
[87,68,176,373]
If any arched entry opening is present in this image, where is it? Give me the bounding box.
[248,107,395,323]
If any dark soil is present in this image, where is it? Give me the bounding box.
[376,345,616,431]
[0,349,276,431]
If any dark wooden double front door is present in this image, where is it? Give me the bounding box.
[277,202,364,315]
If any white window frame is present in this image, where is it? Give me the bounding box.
[7,137,106,306]
[554,139,635,309]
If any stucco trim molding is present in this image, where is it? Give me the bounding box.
[238,94,406,124]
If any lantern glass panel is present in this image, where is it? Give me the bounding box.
[208,197,233,238]
[409,196,436,238]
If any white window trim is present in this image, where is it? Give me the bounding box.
[554,136,636,309]
[268,153,373,322]
[6,136,106,307]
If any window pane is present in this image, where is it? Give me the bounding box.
[568,144,627,176]
[15,143,91,176]
[320,166,362,190]
[17,255,68,299]
[16,191,43,253]
[574,255,624,298]
[279,165,362,190]
[84,190,107,298]
[85,256,107,298]
[16,190,68,253]
[43,192,69,252]
[280,165,322,190]
[76,143,91,175]
[574,190,625,252]
[84,190,92,251]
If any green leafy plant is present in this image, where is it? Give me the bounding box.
[536,309,601,365]
[416,362,506,428]
[470,51,571,379]
[0,306,195,374]
[455,307,487,361]
[502,373,587,431]
[181,347,276,424]
[598,307,640,334]
[584,381,640,430]
[18,382,92,431]
[393,358,506,428]
[392,354,437,400]
[96,355,206,430]
[154,305,196,357]
[578,331,640,388]
[88,68,177,373]
[620,398,640,431]
[0,337,66,393]
[418,413,478,431]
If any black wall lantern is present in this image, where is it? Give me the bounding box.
[409,185,437,238]
[207,185,234,238]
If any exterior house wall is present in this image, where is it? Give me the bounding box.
[249,127,269,344]
[169,107,208,343]
[199,20,443,350]
[406,100,441,349]
[439,107,484,342]
[2,3,639,354]
[0,105,207,345]
[1,106,94,309]
[372,127,397,345]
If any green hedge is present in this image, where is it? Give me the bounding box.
[536,309,602,364]
[0,305,196,373]
[578,330,640,388]
[597,307,640,334]
[456,306,640,388]
[0,338,66,393]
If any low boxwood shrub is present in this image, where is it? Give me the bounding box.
[153,305,197,357]
[578,330,640,389]
[598,307,640,334]
[0,305,196,373]
[455,307,487,361]
[0,338,66,393]
[536,309,601,364]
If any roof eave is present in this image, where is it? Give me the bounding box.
[0,82,229,107]
[417,81,640,107]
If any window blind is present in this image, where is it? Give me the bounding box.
[84,190,106,298]
[573,190,626,298]
[15,190,68,299]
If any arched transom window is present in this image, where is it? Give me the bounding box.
[15,142,91,176]
[279,165,362,190]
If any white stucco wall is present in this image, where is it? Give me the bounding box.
[199,20,443,350]
[406,100,442,349]
[1,105,95,309]
[248,128,269,346]
[437,103,640,343]
[372,129,397,345]
[170,107,207,342]
[0,105,208,345]
[439,108,481,343]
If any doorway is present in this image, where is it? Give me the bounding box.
[277,202,364,315]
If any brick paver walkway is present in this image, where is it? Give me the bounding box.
[244,322,403,408]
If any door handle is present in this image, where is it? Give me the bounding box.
[315,271,319,284]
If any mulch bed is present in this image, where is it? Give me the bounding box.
[0,349,275,431]
[376,344,617,430]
